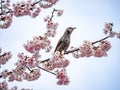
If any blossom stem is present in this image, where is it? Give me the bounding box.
[26,66,32,72]
[40,58,50,63]
[37,66,56,75]
[49,8,57,21]
[32,0,43,6]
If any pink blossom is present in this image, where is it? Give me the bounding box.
[94,49,107,57]
[57,10,63,16]
[24,36,51,53]
[44,15,50,22]
[43,51,70,70]
[45,29,57,37]
[103,23,113,35]
[108,31,115,38]
[79,41,94,57]
[103,28,108,35]
[0,12,13,29]
[1,69,9,79]
[22,69,41,81]
[72,51,81,58]
[46,21,58,29]
[117,32,120,39]
[8,73,15,82]
[39,0,59,9]
[56,69,70,85]
[17,53,40,68]
[30,7,41,18]
[0,51,12,65]
[0,81,8,90]
[100,41,111,51]
[0,0,13,29]
[13,1,40,18]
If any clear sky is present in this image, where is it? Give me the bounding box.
[0,0,120,90]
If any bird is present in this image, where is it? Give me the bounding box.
[54,27,76,53]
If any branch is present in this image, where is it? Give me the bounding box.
[40,58,50,63]
[49,8,57,21]
[92,36,109,45]
[65,48,79,54]
[40,35,110,63]
[0,74,2,78]
[31,0,42,6]
[37,66,56,75]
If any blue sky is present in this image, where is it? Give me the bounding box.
[0,0,120,90]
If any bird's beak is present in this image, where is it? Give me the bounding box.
[73,27,76,30]
[72,27,76,30]
[69,27,76,32]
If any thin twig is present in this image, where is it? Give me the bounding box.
[92,36,109,45]
[26,66,32,72]
[32,0,43,6]
[0,74,2,78]
[40,58,50,63]
[37,66,56,75]
[49,8,56,21]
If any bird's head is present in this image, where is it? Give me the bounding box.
[65,27,76,34]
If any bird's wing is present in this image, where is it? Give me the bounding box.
[54,36,63,52]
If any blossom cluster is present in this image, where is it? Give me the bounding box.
[1,67,40,82]
[72,40,111,58]
[0,0,59,29]
[43,51,70,70]
[0,81,32,90]
[24,36,52,53]
[16,53,40,68]
[44,9,63,37]
[56,69,69,85]
[13,1,41,18]
[39,0,59,9]
[22,69,40,81]
[0,0,13,29]
[0,81,8,90]
[103,23,120,38]
[0,51,12,66]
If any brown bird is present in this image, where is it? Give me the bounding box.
[54,27,76,53]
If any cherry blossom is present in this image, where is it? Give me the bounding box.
[116,32,120,39]
[0,81,32,90]
[79,41,94,57]
[57,10,63,16]
[103,23,113,34]
[39,0,59,8]
[42,51,70,70]
[0,81,8,90]
[0,0,59,29]
[0,51,12,66]
[56,69,70,85]
[22,69,40,81]
[24,36,52,53]
[17,53,40,68]
[12,1,41,18]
